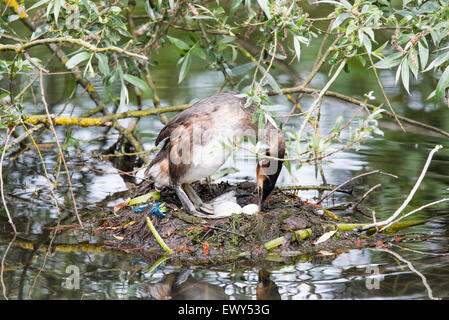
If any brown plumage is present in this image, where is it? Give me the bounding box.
[146,91,285,217]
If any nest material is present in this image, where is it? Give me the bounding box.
[101,181,356,258]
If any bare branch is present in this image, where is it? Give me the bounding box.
[359,145,443,232]
[0,127,18,234]
[317,170,397,205]
[39,70,84,229]
[0,37,148,61]
[353,183,382,211]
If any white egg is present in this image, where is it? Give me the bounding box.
[242,204,259,215]
[213,201,242,217]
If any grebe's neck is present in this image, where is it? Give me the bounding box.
[256,115,285,210]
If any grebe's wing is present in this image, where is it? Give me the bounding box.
[154,91,242,146]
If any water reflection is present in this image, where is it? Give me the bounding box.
[0,224,448,299]
[142,268,229,300]
[137,261,283,300]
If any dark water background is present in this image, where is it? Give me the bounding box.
[1,3,449,300]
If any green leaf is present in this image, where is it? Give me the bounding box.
[66,52,91,69]
[435,65,449,103]
[374,52,403,69]
[408,52,419,79]
[252,108,260,123]
[284,160,292,175]
[362,27,375,42]
[27,0,50,12]
[357,55,367,67]
[424,51,449,72]
[54,0,64,24]
[358,30,364,47]
[346,23,357,37]
[167,36,189,51]
[81,0,98,16]
[45,0,54,19]
[339,0,353,9]
[258,112,265,131]
[81,0,91,14]
[293,36,301,63]
[418,39,429,71]
[123,74,152,96]
[214,6,225,15]
[331,12,351,30]
[395,60,402,84]
[109,15,127,30]
[363,35,372,55]
[192,47,206,60]
[332,115,344,133]
[231,45,238,62]
[62,135,79,152]
[258,65,282,94]
[144,1,156,20]
[256,0,272,19]
[219,35,236,44]
[119,83,129,109]
[231,62,256,76]
[230,0,242,16]
[373,41,388,55]
[128,191,160,206]
[178,52,191,84]
[96,53,109,76]
[401,59,410,94]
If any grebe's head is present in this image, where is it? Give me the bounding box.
[256,156,283,211]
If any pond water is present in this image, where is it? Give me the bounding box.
[1,21,449,300]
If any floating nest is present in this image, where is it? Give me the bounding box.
[97,181,366,263]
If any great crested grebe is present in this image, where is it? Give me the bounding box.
[146,91,285,217]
